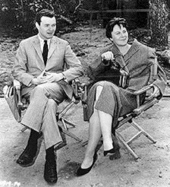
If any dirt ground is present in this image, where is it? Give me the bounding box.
[1,26,170,187]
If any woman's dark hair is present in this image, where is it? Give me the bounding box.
[35,9,56,25]
[106,17,128,39]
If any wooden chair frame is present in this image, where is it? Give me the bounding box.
[115,90,158,160]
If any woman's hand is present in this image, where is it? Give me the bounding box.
[101,51,114,61]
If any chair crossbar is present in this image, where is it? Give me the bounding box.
[127,131,142,145]
[57,100,82,142]
[58,101,75,119]
[116,119,156,160]
[133,98,158,115]
[116,131,139,160]
[61,128,82,142]
[61,118,76,129]
[131,120,156,144]
[118,115,133,128]
[21,126,28,132]
[60,118,82,142]
[20,100,82,142]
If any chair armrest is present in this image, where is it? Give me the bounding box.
[133,98,159,116]
[133,84,155,95]
[119,69,129,88]
[133,84,160,108]
[72,77,93,104]
[78,81,93,104]
[13,80,21,89]
[13,80,26,109]
[72,78,82,102]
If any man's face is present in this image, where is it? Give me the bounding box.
[111,24,128,46]
[36,16,56,40]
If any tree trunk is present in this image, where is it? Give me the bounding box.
[149,0,169,47]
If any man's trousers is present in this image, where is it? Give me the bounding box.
[21,82,67,149]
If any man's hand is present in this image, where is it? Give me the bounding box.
[31,71,48,85]
[101,51,114,61]
[31,72,64,85]
[32,76,47,85]
[45,72,64,83]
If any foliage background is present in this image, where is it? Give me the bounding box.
[0,0,89,34]
[0,0,170,46]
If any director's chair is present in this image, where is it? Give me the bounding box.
[80,56,162,160]
[3,78,83,149]
[114,84,158,160]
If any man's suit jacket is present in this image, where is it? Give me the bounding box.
[13,35,83,99]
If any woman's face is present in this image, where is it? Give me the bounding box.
[110,24,128,46]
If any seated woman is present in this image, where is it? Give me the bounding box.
[76,17,167,176]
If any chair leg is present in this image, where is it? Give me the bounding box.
[21,126,28,132]
[61,128,82,142]
[81,140,88,147]
[131,120,157,144]
[59,118,82,142]
[21,118,82,142]
[61,118,76,129]
[116,119,157,160]
[116,131,139,160]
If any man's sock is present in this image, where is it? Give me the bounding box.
[28,129,40,144]
[46,146,56,163]
[26,129,40,155]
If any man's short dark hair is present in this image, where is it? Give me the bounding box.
[35,9,56,25]
[106,17,128,39]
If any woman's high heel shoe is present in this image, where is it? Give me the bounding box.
[103,148,115,156]
[76,153,98,177]
[104,147,121,160]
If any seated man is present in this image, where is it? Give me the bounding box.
[13,9,83,184]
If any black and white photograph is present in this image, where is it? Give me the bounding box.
[0,0,170,186]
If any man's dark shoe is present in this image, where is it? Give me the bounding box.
[44,159,58,184]
[16,135,42,167]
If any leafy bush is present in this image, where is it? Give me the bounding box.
[0,0,85,34]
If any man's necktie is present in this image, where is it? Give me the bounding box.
[42,40,48,66]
